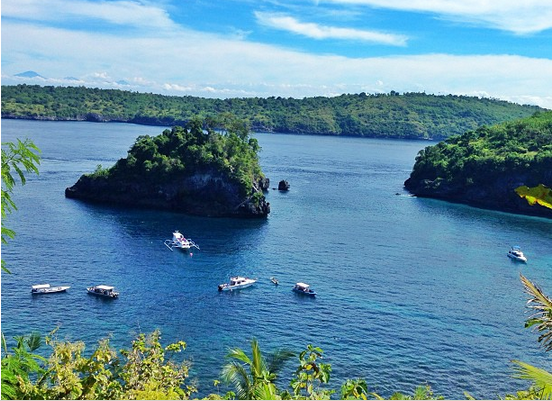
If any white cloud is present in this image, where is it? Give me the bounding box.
[255,11,408,46]
[1,0,551,108]
[2,0,177,31]
[323,0,552,34]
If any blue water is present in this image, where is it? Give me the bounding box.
[2,119,552,399]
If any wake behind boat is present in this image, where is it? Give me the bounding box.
[164,230,200,252]
[31,284,70,294]
[507,245,527,263]
[218,276,257,291]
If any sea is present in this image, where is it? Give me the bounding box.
[2,119,552,399]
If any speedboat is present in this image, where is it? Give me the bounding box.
[292,282,316,296]
[31,284,70,294]
[218,276,257,291]
[87,285,119,298]
[164,230,200,252]
[507,246,527,263]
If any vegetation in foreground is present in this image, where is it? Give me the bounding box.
[405,110,552,217]
[1,84,544,140]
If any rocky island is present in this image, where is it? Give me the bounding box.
[65,116,270,217]
[404,111,552,218]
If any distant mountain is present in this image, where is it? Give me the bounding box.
[14,71,46,79]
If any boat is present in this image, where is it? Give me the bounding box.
[218,276,257,291]
[292,282,316,296]
[31,284,70,294]
[87,285,119,298]
[507,246,527,263]
[164,230,200,252]
[270,277,279,285]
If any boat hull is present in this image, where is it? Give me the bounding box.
[31,286,70,294]
[292,288,316,296]
[508,254,527,263]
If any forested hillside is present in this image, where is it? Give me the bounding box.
[404,110,552,217]
[1,85,544,140]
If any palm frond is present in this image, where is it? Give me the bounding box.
[512,360,552,399]
[520,274,552,351]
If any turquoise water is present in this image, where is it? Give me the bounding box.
[2,119,552,398]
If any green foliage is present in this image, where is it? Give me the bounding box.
[221,338,294,400]
[2,85,543,140]
[289,344,333,400]
[516,184,552,209]
[0,329,196,400]
[96,115,263,199]
[1,138,41,272]
[406,111,552,206]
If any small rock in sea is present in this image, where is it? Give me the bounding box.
[278,180,290,191]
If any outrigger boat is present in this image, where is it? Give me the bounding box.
[31,284,70,294]
[164,230,200,252]
[87,285,119,298]
[292,282,316,296]
[218,276,257,291]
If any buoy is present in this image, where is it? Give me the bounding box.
[190,252,193,257]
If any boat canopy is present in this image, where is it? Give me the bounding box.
[32,284,50,290]
[95,285,115,290]
[296,282,310,289]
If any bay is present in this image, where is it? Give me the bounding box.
[2,119,552,399]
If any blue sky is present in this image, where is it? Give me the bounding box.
[2,0,552,108]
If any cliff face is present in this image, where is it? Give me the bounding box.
[404,173,552,218]
[65,169,270,218]
[404,111,552,219]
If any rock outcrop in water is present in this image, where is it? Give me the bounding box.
[65,117,271,218]
[404,111,552,219]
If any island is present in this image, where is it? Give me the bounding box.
[404,111,552,218]
[65,115,271,218]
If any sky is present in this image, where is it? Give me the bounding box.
[2,0,552,108]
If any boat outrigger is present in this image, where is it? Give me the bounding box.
[218,276,257,291]
[31,284,70,294]
[164,230,200,252]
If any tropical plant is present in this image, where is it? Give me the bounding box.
[510,274,552,399]
[1,138,41,272]
[288,344,333,400]
[221,338,294,400]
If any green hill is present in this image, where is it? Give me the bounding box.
[404,111,552,218]
[1,85,544,140]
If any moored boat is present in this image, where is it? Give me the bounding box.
[292,282,316,296]
[507,246,527,263]
[164,230,200,252]
[218,276,257,291]
[87,285,119,298]
[31,284,70,294]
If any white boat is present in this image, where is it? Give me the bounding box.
[164,230,200,252]
[218,276,257,291]
[507,246,527,263]
[31,283,70,294]
[87,285,119,298]
[292,282,316,296]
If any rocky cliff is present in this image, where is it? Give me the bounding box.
[404,111,552,219]
[65,118,271,218]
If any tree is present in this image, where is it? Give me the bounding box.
[221,338,294,400]
[1,138,41,273]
